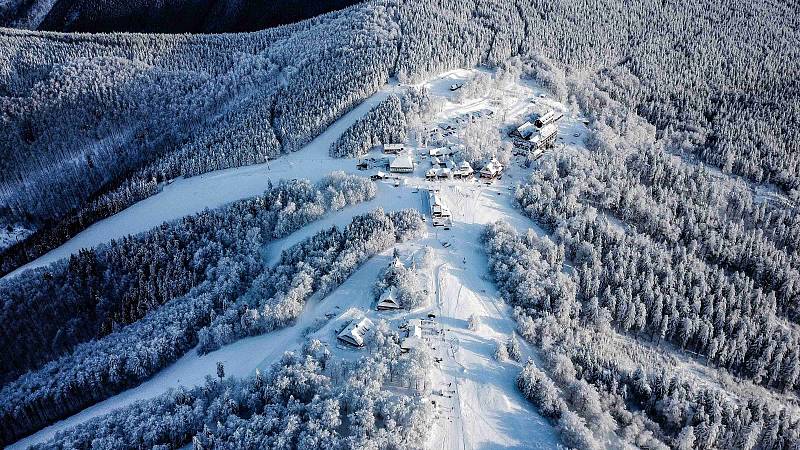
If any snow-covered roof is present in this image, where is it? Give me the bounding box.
[516,121,537,139]
[459,161,473,171]
[429,147,453,157]
[480,159,503,176]
[429,191,452,217]
[390,154,414,170]
[384,143,404,151]
[535,111,555,125]
[426,168,441,178]
[530,124,558,148]
[337,317,374,347]
[401,336,426,352]
[430,191,442,206]
[377,288,401,310]
[537,124,558,139]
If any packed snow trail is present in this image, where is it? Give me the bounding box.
[11,68,569,448]
[4,85,396,280]
[9,247,400,449]
[421,185,558,449]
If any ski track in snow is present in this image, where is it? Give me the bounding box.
[9,69,572,448]
[421,179,558,450]
[3,85,396,280]
[7,84,398,449]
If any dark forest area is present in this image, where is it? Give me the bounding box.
[1,0,363,33]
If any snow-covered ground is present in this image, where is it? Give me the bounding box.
[0,224,32,252]
[9,246,402,449]
[11,68,579,448]
[3,86,396,280]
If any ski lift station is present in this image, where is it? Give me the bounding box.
[400,319,427,353]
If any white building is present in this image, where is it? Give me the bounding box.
[480,158,503,179]
[377,287,401,311]
[454,161,474,178]
[389,154,415,173]
[337,317,375,347]
[383,143,404,154]
[530,123,558,152]
[429,147,454,158]
[428,190,452,226]
[534,110,563,128]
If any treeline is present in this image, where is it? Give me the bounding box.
[197,208,424,353]
[484,221,800,449]
[514,72,800,393]
[31,334,432,449]
[518,159,800,389]
[0,2,398,275]
[6,0,794,275]
[329,94,406,158]
[0,173,376,445]
[494,47,800,447]
[371,251,429,310]
[6,0,362,33]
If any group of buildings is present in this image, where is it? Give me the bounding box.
[380,142,503,181]
[381,143,416,173]
[336,315,429,355]
[336,255,429,355]
[512,109,562,158]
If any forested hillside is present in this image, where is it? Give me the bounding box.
[0,5,397,275]
[2,0,362,33]
[3,0,798,276]
[0,174,379,444]
[1,0,798,447]
[31,336,432,449]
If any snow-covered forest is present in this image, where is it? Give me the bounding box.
[3,0,796,276]
[330,94,407,158]
[1,0,362,33]
[31,335,432,449]
[1,0,799,447]
[0,173,380,443]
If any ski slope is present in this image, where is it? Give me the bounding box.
[10,237,406,449]
[10,68,569,448]
[421,179,558,449]
[3,85,396,280]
